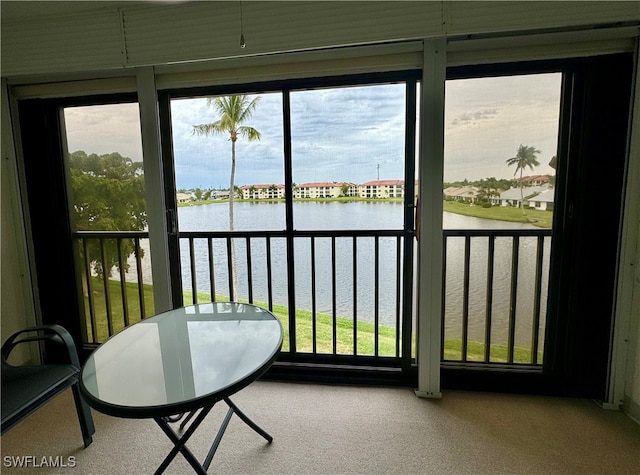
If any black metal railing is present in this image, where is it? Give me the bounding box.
[442,229,552,366]
[73,231,152,343]
[73,227,551,368]
[176,229,409,362]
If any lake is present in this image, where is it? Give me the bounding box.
[175,201,549,348]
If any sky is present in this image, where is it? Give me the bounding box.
[63,72,561,190]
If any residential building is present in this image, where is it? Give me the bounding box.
[359,180,404,198]
[295,182,346,198]
[240,184,286,199]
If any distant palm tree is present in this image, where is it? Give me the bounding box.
[193,95,261,300]
[506,144,541,215]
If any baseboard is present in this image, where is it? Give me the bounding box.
[623,395,640,425]
[593,399,622,410]
[414,389,442,399]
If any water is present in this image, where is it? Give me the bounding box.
[173,201,549,348]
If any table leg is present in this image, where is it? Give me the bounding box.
[154,406,213,475]
[224,397,273,443]
[153,399,273,474]
[202,398,273,471]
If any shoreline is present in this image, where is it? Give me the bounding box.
[178,197,553,228]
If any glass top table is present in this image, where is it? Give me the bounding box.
[80,302,283,474]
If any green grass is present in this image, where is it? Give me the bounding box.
[443,339,543,364]
[84,278,541,364]
[81,278,156,341]
[443,200,553,228]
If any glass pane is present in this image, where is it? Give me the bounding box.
[170,93,285,232]
[63,103,153,343]
[444,73,560,230]
[442,73,561,365]
[290,83,407,230]
[169,93,287,309]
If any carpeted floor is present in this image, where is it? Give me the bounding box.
[2,381,640,474]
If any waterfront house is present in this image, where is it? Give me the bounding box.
[443,185,479,203]
[176,192,192,203]
[493,185,554,209]
[513,174,551,187]
[526,187,555,211]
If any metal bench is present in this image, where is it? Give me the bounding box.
[1,325,94,447]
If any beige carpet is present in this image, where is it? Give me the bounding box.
[2,381,640,474]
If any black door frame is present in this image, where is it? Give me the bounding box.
[157,71,421,385]
[440,54,634,398]
[16,93,139,359]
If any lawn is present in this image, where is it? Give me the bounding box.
[83,277,541,364]
[443,200,553,228]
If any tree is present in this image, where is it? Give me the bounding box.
[476,178,499,206]
[506,144,541,215]
[69,150,147,281]
[192,95,261,300]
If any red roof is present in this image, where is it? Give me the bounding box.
[298,182,344,188]
[360,180,404,186]
[239,184,285,189]
[513,175,549,183]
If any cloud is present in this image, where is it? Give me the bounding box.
[169,83,408,188]
[63,103,143,161]
[444,73,561,182]
[61,72,562,189]
[450,108,498,128]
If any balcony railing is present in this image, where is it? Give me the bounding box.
[443,229,552,366]
[176,229,410,362]
[73,227,551,368]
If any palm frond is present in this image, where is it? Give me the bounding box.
[194,95,261,140]
[238,126,261,141]
[237,96,261,123]
[192,120,225,136]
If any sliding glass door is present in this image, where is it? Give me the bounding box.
[159,72,419,381]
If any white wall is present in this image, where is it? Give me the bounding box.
[625,219,640,422]
[1,83,37,364]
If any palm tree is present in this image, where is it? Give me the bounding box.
[193,95,261,300]
[506,144,541,215]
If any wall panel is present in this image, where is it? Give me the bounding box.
[1,2,639,78]
[1,9,124,76]
[121,1,442,67]
[445,1,640,36]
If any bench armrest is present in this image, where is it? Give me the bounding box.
[1,325,81,369]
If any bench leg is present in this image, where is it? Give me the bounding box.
[72,384,95,448]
